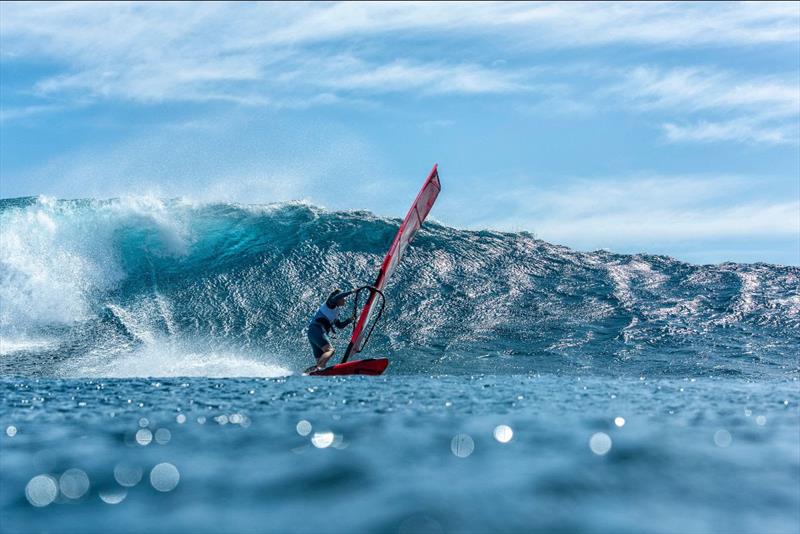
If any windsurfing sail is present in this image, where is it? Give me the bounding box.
[342,164,441,362]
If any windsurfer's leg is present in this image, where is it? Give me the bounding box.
[306,325,327,373]
[316,345,335,369]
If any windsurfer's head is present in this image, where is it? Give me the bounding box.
[327,289,347,308]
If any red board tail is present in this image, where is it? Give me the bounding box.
[309,358,389,376]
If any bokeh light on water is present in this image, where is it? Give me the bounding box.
[114,463,143,487]
[589,432,612,455]
[155,428,171,444]
[311,431,334,448]
[6,425,17,437]
[150,463,180,492]
[451,433,475,458]
[99,488,127,504]
[296,420,312,436]
[59,468,90,499]
[135,428,153,446]
[714,429,732,448]
[25,475,58,507]
[493,425,513,443]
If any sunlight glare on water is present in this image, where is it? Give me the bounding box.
[135,428,153,446]
[493,425,513,443]
[99,488,127,504]
[296,420,312,436]
[59,468,90,499]
[311,431,335,448]
[150,463,180,492]
[155,428,171,444]
[114,464,143,487]
[451,433,475,458]
[714,429,732,448]
[25,475,58,507]
[589,432,612,455]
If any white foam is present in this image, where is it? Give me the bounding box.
[59,341,292,378]
[0,196,191,334]
[0,337,57,355]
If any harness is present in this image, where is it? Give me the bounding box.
[314,316,334,334]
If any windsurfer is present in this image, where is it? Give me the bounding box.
[304,288,355,373]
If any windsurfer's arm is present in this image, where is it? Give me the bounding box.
[334,316,353,329]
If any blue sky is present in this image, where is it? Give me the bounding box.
[1,2,798,265]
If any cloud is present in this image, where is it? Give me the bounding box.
[261,1,799,48]
[0,103,70,122]
[662,119,797,145]
[615,66,799,116]
[606,66,800,145]
[443,175,800,249]
[1,2,797,109]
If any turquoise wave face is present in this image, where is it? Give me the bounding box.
[1,197,798,378]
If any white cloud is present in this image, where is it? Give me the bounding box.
[616,67,799,117]
[1,1,797,108]
[0,103,70,122]
[662,119,797,145]
[443,175,800,248]
[607,66,800,145]
[261,1,799,47]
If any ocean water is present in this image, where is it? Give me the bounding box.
[1,197,798,533]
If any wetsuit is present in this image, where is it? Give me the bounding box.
[307,290,355,360]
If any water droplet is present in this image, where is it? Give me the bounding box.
[138,418,149,428]
[614,417,625,427]
[176,414,186,424]
[755,415,766,426]
[6,425,17,437]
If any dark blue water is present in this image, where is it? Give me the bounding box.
[1,197,798,533]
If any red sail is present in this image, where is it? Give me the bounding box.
[344,164,441,359]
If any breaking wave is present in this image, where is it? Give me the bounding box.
[1,196,798,378]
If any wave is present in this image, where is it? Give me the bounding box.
[1,196,798,378]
